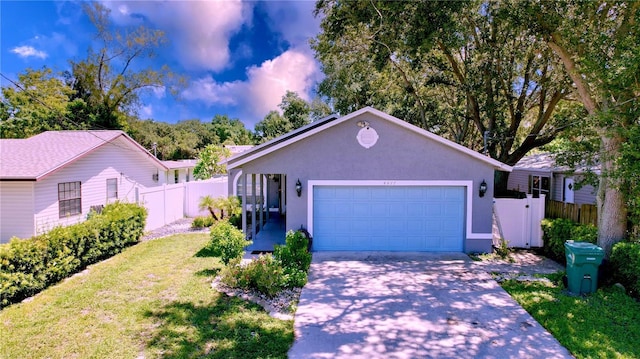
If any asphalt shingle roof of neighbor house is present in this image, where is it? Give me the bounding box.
[515,152,601,175]
[0,130,167,181]
[161,160,197,170]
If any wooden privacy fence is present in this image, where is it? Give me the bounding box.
[546,200,598,226]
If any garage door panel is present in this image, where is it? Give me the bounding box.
[313,186,465,252]
[370,203,388,217]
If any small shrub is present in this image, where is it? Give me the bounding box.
[494,238,511,260]
[219,257,250,289]
[541,218,597,263]
[208,220,251,265]
[610,242,640,299]
[243,254,283,297]
[228,214,242,230]
[570,223,597,244]
[273,230,312,288]
[219,255,284,297]
[541,218,575,262]
[192,216,215,229]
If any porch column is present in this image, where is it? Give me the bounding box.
[242,172,247,237]
[266,175,270,221]
[251,173,257,240]
[259,174,264,229]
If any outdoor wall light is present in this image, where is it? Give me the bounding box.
[479,180,488,198]
[356,120,370,128]
[295,179,302,197]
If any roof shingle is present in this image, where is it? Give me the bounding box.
[0,131,160,180]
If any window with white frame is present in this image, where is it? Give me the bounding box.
[529,175,550,199]
[107,178,118,200]
[174,170,179,183]
[58,181,82,217]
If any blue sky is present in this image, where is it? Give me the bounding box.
[0,1,324,128]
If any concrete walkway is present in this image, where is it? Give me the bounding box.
[289,252,573,359]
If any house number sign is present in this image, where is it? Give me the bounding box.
[356,126,379,149]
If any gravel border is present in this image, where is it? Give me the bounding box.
[140,218,209,241]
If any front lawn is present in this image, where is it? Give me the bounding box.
[501,273,640,358]
[0,233,293,359]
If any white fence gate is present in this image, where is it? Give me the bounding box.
[139,177,229,232]
[493,195,546,248]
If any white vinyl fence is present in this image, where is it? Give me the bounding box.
[139,177,228,231]
[184,177,228,217]
[493,195,546,248]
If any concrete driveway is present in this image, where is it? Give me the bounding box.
[289,252,573,359]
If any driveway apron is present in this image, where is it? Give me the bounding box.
[289,252,573,359]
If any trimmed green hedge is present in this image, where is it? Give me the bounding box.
[0,202,146,308]
[610,242,640,299]
[541,218,597,263]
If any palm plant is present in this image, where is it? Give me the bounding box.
[198,195,219,220]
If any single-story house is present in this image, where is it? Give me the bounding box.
[0,130,169,243]
[226,107,512,253]
[162,160,196,184]
[507,153,598,205]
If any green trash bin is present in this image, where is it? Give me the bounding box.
[564,241,604,294]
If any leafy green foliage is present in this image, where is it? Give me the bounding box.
[0,68,79,138]
[208,220,251,265]
[0,202,146,308]
[253,91,328,143]
[64,2,181,130]
[193,145,231,180]
[494,238,512,261]
[210,114,254,145]
[216,196,241,219]
[313,0,574,182]
[219,230,312,296]
[192,216,216,229]
[541,218,598,263]
[273,230,312,288]
[610,242,640,299]
[254,111,292,143]
[242,255,284,297]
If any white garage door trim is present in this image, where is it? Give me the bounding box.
[307,180,491,242]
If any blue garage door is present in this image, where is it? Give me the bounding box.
[313,186,465,251]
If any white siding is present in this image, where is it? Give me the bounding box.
[33,137,164,234]
[511,170,597,205]
[0,182,35,242]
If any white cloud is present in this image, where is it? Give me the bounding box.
[103,1,251,71]
[183,49,321,124]
[140,104,153,119]
[10,46,48,59]
[151,86,166,99]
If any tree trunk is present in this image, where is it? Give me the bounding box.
[209,209,219,221]
[597,134,627,258]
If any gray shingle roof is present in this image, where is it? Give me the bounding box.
[0,131,165,180]
[514,152,601,175]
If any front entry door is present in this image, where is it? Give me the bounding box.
[564,177,575,204]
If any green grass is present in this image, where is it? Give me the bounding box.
[501,273,640,358]
[0,233,293,359]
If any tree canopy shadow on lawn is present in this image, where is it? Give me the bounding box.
[195,246,217,258]
[143,295,293,359]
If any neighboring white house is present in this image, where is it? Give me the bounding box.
[162,160,197,184]
[0,130,169,243]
